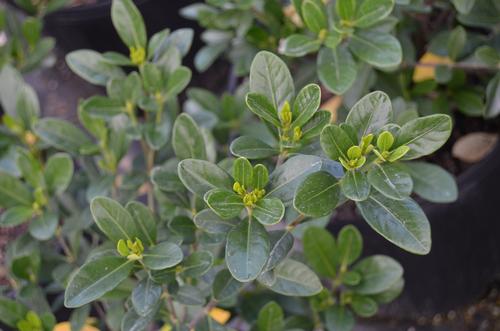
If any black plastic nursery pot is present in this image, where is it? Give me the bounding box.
[329,141,500,316]
[40,0,200,54]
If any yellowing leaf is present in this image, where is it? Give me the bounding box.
[412,52,453,82]
[321,95,343,123]
[209,307,231,324]
[53,322,100,331]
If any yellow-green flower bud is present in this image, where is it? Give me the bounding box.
[293,126,302,142]
[129,46,146,66]
[280,101,292,127]
[117,239,129,257]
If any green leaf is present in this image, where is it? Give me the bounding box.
[349,31,402,68]
[367,163,413,200]
[350,255,403,294]
[257,301,284,331]
[212,269,243,301]
[264,230,294,271]
[0,297,28,328]
[193,209,237,234]
[337,225,363,267]
[143,241,183,270]
[301,110,333,141]
[356,192,431,254]
[194,44,226,72]
[485,72,500,119]
[66,50,124,86]
[279,34,321,57]
[246,93,281,127]
[394,114,452,160]
[172,285,205,306]
[28,212,58,240]
[249,51,294,111]
[345,91,393,139]
[303,227,337,277]
[233,157,253,188]
[80,96,124,118]
[301,0,327,33]
[294,171,340,217]
[351,295,378,317]
[144,116,171,150]
[353,0,394,28]
[230,136,278,159]
[178,159,233,197]
[44,153,74,195]
[342,170,370,201]
[132,277,162,317]
[34,118,92,155]
[292,83,321,129]
[226,218,270,282]
[447,26,466,60]
[320,124,355,161]
[204,189,244,219]
[90,197,139,243]
[16,149,44,190]
[264,259,322,296]
[403,162,457,203]
[0,172,32,208]
[325,305,355,331]
[111,0,147,48]
[166,66,192,98]
[475,46,500,67]
[126,201,157,246]
[253,197,285,225]
[0,206,33,227]
[336,0,356,20]
[370,276,404,303]
[180,251,213,278]
[64,256,134,308]
[452,89,484,116]
[451,0,476,14]
[172,113,207,161]
[151,163,185,192]
[317,46,357,95]
[253,164,269,189]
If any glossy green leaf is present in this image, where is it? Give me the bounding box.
[16,149,44,190]
[370,276,404,303]
[341,170,370,201]
[257,301,284,331]
[166,66,192,98]
[367,163,413,200]
[350,255,403,295]
[204,189,244,219]
[132,277,162,317]
[230,136,278,159]
[303,227,337,277]
[44,153,74,194]
[349,31,402,68]
[178,159,233,197]
[64,256,134,308]
[34,118,92,155]
[264,230,294,271]
[345,91,393,139]
[485,72,500,119]
[66,50,124,86]
[301,110,333,141]
[28,212,58,240]
[126,201,157,246]
[336,0,356,21]
[143,241,183,270]
[0,206,33,227]
[212,269,243,301]
[356,192,431,254]
[233,157,253,188]
[193,209,237,234]
[320,124,355,160]
[301,0,327,33]
[253,164,269,189]
[351,295,378,317]
[452,0,476,14]
[403,162,458,203]
[317,46,357,95]
[226,218,270,282]
[249,51,294,111]
[279,34,321,57]
[180,251,213,278]
[90,197,139,243]
[253,197,285,225]
[246,93,281,127]
[447,26,466,60]
[324,305,355,331]
[172,285,205,306]
[394,114,452,160]
[0,172,32,208]
[111,0,147,48]
[353,0,394,28]
[292,83,321,129]
[172,113,207,160]
[337,225,363,267]
[294,171,340,217]
[264,259,322,296]
[80,96,124,118]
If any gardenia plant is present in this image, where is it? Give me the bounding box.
[0,0,459,330]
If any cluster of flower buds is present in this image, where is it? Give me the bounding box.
[280,101,302,143]
[117,237,144,261]
[129,46,146,66]
[233,182,266,207]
